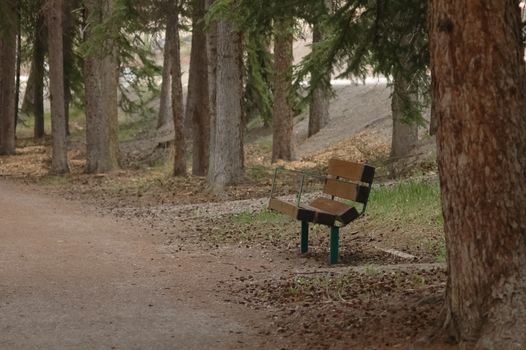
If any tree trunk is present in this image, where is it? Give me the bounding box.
[0,0,17,155]
[62,0,76,136]
[390,73,418,160]
[186,0,210,176]
[208,19,244,192]
[308,23,330,137]
[14,0,21,131]
[157,22,172,129]
[47,0,69,174]
[84,0,120,174]
[271,18,294,162]
[21,63,35,114]
[205,0,218,184]
[429,1,526,348]
[33,12,46,138]
[169,8,186,176]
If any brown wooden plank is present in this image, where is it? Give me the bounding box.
[308,197,352,216]
[324,179,360,201]
[268,198,298,218]
[327,158,365,182]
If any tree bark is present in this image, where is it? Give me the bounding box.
[429,1,526,348]
[308,23,330,137]
[157,22,173,129]
[271,18,294,162]
[47,0,69,174]
[33,13,46,138]
[0,0,17,155]
[169,7,186,176]
[205,0,218,184]
[21,62,35,114]
[62,0,76,136]
[208,19,244,192]
[390,73,418,160]
[186,0,210,176]
[84,0,120,173]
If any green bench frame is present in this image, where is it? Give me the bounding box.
[268,158,375,264]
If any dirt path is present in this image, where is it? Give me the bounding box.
[0,180,275,350]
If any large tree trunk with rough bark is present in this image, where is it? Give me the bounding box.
[84,0,120,173]
[390,73,418,160]
[47,0,69,174]
[0,0,17,155]
[157,22,172,129]
[308,23,330,137]
[186,0,210,176]
[205,0,217,184]
[208,20,244,192]
[33,13,46,139]
[271,18,294,162]
[169,8,186,176]
[429,1,526,348]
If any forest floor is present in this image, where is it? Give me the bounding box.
[1,84,452,349]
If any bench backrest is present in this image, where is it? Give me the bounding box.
[323,158,375,204]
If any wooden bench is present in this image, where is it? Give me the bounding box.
[268,158,375,264]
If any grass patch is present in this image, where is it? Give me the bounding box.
[255,136,273,153]
[232,210,288,225]
[368,179,443,230]
[39,175,69,186]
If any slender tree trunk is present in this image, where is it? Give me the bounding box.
[84,0,120,173]
[208,19,244,192]
[271,18,294,162]
[186,0,210,176]
[169,8,186,176]
[0,0,17,155]
[157,23,172,129]
[206,0,218,184]
[21,63,35,114]
[308,24,330,137]
[14,0,21,131]
[47,0,69,174]
[390,73,418,160]
[33,13,46,138]
[62,0,75,136]
[429,1,526,348]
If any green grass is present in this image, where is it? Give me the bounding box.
[232,210,287,225]
[247,164,271,181]
[368,179,443,230]
[255,136,273,153]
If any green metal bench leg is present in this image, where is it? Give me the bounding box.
[330,226,340,264]
[301,221,309,254]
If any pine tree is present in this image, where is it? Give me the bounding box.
[0,0,18,155]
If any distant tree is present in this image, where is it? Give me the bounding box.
[308,1,331,137]
[32,10,46,139]
[168,2,186,176]
[47,0,69,174]
[157,20,172,129]
[84,0,120,173]
[208,18,244,192]
[271,17,294,162]
[0,0,18,155]
[186,0,210,176]
[429,0,526,347]
[205,0,217,181]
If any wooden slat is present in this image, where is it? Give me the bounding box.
[327,158,365,182]
[268,198,298,218]
[324,179,360,201]
[308,197,352,216]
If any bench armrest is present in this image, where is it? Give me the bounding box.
[270,167,327,206]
